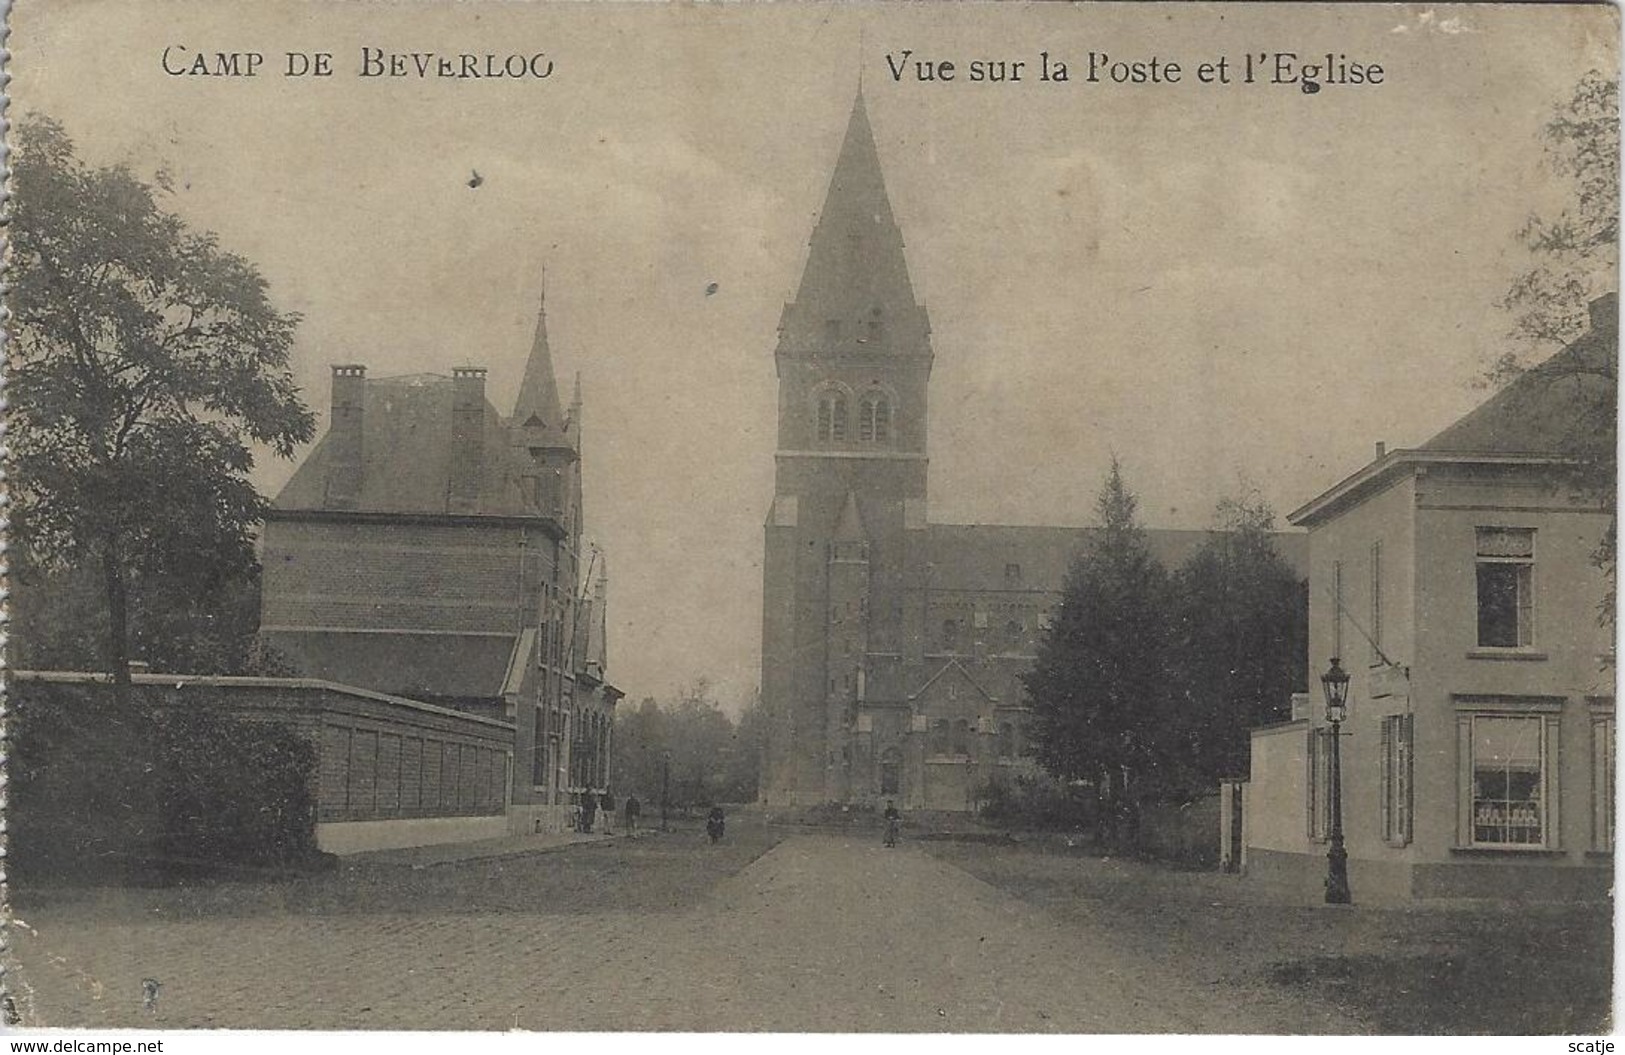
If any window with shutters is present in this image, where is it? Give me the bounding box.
[1475,527,1535,648]
[1380,713,1414,845]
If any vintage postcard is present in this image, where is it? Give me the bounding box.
[3,0,1617,1040]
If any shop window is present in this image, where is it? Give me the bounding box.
[1379,714,1413,845]
[1593,712,1615,852]
[1476,527,1535,648]
[1465,713,1550,847]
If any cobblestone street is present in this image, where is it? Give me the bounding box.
[11,827,1359,1032]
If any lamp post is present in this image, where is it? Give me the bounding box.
[1321,656,1352,905]
[661,749,671,833]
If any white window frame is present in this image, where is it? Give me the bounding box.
[1474,527,1536,650]
[1454,699,1562,851]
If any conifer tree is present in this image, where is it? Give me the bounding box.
[1022,459,1171,838]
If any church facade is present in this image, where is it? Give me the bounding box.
[759,94,1305,811]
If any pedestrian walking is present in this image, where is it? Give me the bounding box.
[580,794,598,834]
[625,795,641,836]
[706,805,726,844]
[602,790,616,834]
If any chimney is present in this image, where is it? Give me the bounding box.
[1375,441,1386,460]
[325,365,366,509]
[449,367,487,514]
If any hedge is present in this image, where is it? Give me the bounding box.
[10,682,321,884]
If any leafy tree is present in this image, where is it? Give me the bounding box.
[9,117,315,699]
[1500,70,1618,351]
[609,681,761,811]
[1021,459,1172,840]
[1494,71,1619,622]
[1166,494,1308,791]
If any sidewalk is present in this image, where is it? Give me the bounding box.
[343,828,622,869]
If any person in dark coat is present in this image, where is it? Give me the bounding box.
[625,795,642,836]
[706,805,726,844]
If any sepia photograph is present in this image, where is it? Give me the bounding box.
[2,0,1617,1039]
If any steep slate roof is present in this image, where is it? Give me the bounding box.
[922,524,1308,591]
[1421,292,1617,456]
[777,89,930,359]
[512,281,574,446]
[262,629,520,700]
[273,374,534,515]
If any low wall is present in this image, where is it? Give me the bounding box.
[16,671,516,856]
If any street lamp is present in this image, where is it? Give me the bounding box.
[661,749,671,833]
[1320,656,1352,905]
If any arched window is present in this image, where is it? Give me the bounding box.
[859,394,891,443]
[816,390,848,442]
[952,719,971,756]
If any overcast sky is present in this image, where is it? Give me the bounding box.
[14,2,1616,712]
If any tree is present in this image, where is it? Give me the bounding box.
[609,682,761,809]
[1495,71,1619,622]
[1021,459,1172,840]
[9,117,315,700]
[1500,70,1618,351]
[1166,493,1308,791]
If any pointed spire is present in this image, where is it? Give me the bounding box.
[778,90,929,359]
[513,272,571,447]
[566,371,582,439]
[833,490,867,540]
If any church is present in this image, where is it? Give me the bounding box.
[759,92,1306,812]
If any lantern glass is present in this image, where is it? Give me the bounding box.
[1321,657,1350,724]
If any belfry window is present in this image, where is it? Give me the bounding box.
[817,391,848,442]
[859,394,891,443]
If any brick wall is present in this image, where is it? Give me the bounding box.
[261,517,551,635]
[15,672,515,825]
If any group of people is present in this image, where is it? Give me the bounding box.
[572,795,908,845]
[575,791,643,835]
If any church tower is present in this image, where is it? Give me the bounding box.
[761,90,934,806]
